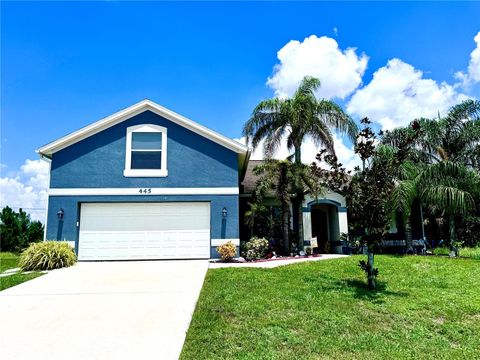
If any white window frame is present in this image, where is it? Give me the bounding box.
[124,124,168,177]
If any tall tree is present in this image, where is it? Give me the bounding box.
[313,118,420,289]
[382,100,480,249]
[252,159,322,254]
[243,76,357,248]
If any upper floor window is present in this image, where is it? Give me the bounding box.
[124,124,168,177]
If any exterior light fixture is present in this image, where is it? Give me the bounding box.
[57,208,64,220]
[222,207,228,218]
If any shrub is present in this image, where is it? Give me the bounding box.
[459,247,480,260]
[216,241,237,262]
[19,241,77,271]
[243,237,269,260]
[433,247,450,256]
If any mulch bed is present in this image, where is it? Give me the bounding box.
[214,254,323,264]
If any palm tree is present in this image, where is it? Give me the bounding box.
[389,160,422,253]
[253,160,293,253]
[383,100,480,251]
[419,100,480,166]
[417,161,480,249]
[243,76,357,248]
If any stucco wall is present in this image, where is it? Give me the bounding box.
[46,195,239,258]
[45,110,241,258]
[49,110,239,189]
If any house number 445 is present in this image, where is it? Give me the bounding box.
[139,188,152,194]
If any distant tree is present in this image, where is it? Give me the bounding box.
[243,76,357,248]
[0,206,44,252]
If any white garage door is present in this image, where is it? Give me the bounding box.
[78,202,211,260]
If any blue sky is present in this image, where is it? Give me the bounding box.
[1,1,480,219]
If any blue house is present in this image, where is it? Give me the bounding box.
[38,100,249,260]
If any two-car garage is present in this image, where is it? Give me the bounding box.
[77,202,211,261]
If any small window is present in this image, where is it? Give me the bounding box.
[124,125,168,177]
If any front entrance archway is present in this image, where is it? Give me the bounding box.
[303,198,347,254]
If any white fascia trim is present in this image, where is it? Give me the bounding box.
[211,239,240,246]
[48,187,239,196]
[37,99,248,156]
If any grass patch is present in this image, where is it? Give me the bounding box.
[181,255,480,360]
[433,247,450,256]
[0,252,20,272]
[459,247,480,260]
[0,252,43,291]
[0,272,43,291]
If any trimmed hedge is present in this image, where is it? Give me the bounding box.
[20,241,77,271]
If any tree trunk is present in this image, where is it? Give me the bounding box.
[367,250,376,290]
[281,203,290,254]
[294,145,304,250]
[448,215,457,255]
[297,197,304,250]
[405,217,414,254]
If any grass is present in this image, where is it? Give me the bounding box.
[0,252,43,291]
[459,247,480,260]
[181,255,480,360]
[0,252,20,272]
[433,247,450,256]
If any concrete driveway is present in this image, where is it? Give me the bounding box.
[0,260,209,360]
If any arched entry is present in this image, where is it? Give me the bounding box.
[304,199,347,253]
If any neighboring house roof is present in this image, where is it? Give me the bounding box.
[241,160,266,194]
[37,99,249,158]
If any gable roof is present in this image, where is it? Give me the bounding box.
[37,99,249,158]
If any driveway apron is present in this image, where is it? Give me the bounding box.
[0,260,209,360]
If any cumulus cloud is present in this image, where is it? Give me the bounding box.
[455,32,480,88]
[267,35,368,99]
[0,159,49,222]
[347,58,469,130]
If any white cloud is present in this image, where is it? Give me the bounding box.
[455,32,480,88]
[267,35,368,99]
[347,58,469,130]
[0,159,49,222]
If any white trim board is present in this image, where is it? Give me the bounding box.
[211,239,240,246]
[49,187,239,196]
[37,99,249,157]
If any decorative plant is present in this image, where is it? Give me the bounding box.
[19,241,77,271]
[216,241,237,262]
[243,237,270,260]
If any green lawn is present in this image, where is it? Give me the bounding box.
[181,255,480,360]
[0,252,43,291]
[0,252,20,272]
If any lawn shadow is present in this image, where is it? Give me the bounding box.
[340,279,410,304]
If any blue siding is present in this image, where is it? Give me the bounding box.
[46,195,239,258]
[50,110,239,189]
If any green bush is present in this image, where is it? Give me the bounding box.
[216,241,237,262]
[19,241,77,271]
[459,247,480,260]
[242,237,269,260]
[433,247,450,256]
[0,206,43,252]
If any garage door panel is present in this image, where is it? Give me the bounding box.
[78,203,211,260]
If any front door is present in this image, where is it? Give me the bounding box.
[311,208,329,253]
